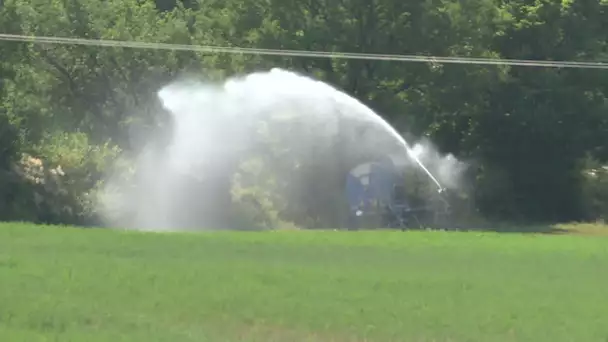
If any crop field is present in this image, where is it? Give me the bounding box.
[1,222,607,341]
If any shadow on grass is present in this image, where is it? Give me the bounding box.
[398,224,567,235]
[414,221,608,236]
[469,224,569,234]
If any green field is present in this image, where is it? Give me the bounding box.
[1,223,607,341]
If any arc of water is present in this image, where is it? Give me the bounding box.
[405,144,445,193]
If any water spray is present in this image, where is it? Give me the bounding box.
[405,144,446,193]
[99,68,460,231]
[336,90,447,194]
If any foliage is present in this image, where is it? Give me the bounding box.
[0,0,608,227]
[230,156,295,230]
[2,133,120,225]
[581,157,608,222]
[0,112,21,219]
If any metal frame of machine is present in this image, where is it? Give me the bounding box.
[345,156,451,230]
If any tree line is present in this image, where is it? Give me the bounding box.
[1,0,607,228]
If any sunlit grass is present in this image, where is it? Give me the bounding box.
[1,222,607,341]
[553,222,608,236]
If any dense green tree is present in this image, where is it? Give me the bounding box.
[474,0,608,220]
[0,0,607,227]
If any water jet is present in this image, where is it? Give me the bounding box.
[100,68,463,231]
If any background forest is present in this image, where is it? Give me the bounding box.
[1,0,607,229]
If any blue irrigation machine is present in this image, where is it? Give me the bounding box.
[345,157,450,230]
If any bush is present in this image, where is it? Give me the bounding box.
[230,156,299,230]
[0,112,22,219]
[581,158,608,222]
[5,132,121,225]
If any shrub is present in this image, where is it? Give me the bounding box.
[230,156,299,230]
[6,132,121,225]
[581,158,608,222]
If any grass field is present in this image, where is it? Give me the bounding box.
[1,223,608,341]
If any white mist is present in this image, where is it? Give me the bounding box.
[99,68,465,230]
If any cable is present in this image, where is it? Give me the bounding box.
[1,32,608,69]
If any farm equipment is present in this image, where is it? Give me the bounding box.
[345,157,451,230]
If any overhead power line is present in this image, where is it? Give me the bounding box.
[1,33,608,69]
